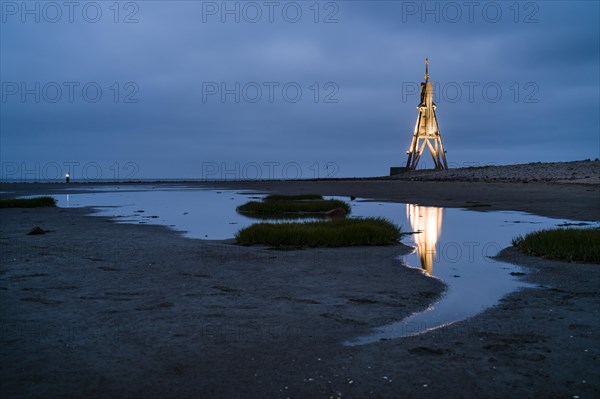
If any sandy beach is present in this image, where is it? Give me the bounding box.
[1,172,599,398]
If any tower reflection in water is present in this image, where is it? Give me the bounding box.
[406,204,444,275]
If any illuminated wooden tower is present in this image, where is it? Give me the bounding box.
[406,59,448,170]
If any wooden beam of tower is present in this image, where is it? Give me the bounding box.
[406,59,448,170]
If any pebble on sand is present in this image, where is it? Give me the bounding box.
[27,226,46,235]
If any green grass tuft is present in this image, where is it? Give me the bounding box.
[512,228,600,263]
[235,217,401,247]
[264,194,323,201]
[237,198,350,218]
[0,196,56,208]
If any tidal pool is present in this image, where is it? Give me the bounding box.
[342,200,593,345]
[34,185,598,343]
[47,185,265,239]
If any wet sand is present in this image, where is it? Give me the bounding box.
[1,179,599,398]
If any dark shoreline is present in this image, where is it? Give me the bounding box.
[2,178,599,221]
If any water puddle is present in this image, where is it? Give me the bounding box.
[43,185,265,240]
[343,200,598,345]
[28,186,599,343]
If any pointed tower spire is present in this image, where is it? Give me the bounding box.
[405,58,448,170]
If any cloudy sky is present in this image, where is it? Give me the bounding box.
[1,1,598,180]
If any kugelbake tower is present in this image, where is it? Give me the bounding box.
[405,59,448,170]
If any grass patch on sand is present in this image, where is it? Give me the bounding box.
[237,197,350,218]
[0,196,56,208]
[512,228,600,263]
[236,217,401,247]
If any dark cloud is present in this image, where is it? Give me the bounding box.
[1,1,598,179]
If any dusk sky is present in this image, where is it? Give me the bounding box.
[1,1,599,180]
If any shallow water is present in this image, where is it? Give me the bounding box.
[48,185,265,239]
[342,200,585,345]
[33,185,599,343]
